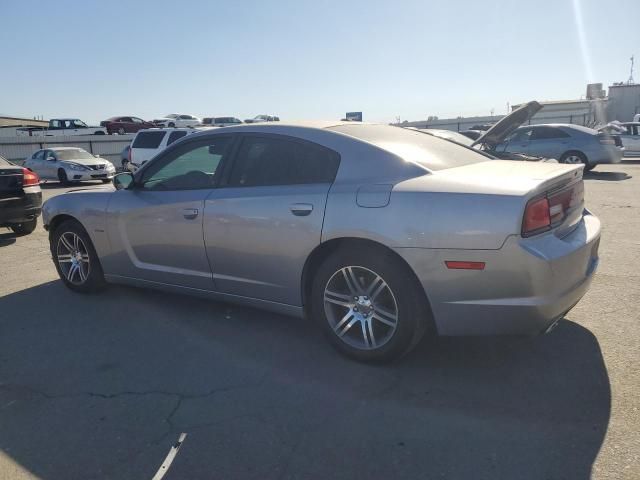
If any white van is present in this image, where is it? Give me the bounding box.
[128,128,198,168]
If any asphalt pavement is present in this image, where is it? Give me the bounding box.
[0,163,638,479]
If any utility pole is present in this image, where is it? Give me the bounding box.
[629,55,635,84]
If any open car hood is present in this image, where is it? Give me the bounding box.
[472,101,542,148]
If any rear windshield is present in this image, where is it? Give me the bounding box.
[0,156,10,166]
[133,131,166,149]
[329,124,491,171]
[56,149,94,160]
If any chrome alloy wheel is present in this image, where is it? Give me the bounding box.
[56,232,90,285]
[323,266,399,350]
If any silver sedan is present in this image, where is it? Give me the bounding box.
[42,122,600,362]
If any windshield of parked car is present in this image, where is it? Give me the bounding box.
[55,149,94,161]
[330,124,492,171]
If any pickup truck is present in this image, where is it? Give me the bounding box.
[16,119,107,137]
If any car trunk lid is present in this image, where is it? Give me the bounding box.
[0,164,24,200]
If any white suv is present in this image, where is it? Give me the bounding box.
[152,114,201,128]
[128,128,198,169]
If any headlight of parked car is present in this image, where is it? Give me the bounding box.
[65,163,90,171]
[105,162,115,171]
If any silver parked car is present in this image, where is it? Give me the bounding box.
[42,122,601,362]
[494,123,624,171]
[24,147,115,185]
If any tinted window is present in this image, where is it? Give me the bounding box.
[167,131,187,145]
[531,127,570,140]
[330,124,488,171]
[141,137,232,191]
[228,136,340,187]
[32,150,45,160]
[132,131,166,148]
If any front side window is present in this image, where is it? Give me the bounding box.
[32,150,45,160]
[227,136,340,187]
[73,120,88,128]
[167,131,187,145]
[132,117,144,124]
[508,128,533,143]
[140,137,232,191]
[50,120,61,129]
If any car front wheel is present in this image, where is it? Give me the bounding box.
[51,219,105,293]
[311,246,431,363]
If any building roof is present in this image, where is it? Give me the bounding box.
[0,115,48,127]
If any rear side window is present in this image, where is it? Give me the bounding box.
[167,131,187,145]
[228,136,340,187]
[531,127,570,140]
[330,124,490,171]
[132,131,166,149]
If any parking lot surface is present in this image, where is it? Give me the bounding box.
[1,164,638,479]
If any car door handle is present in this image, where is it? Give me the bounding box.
[289,203,313,216]
[183,208,199,219]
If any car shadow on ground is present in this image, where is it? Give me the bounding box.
[584,171,631,181]
[0,231,17,247]
[0,281,611,480]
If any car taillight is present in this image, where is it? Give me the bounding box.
[22,168,40,186]
[522,197,550,236]
[522,181,584,237]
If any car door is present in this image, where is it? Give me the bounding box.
[203,134,340,305]
[25,150,46,178]
[105,135,234,290]
[42,150,59,179]
[501,127,532,155]
[527,126,571,159]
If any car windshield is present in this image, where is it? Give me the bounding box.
[166,114,178,119]
[55,149,94,161]
[329,124,491,171]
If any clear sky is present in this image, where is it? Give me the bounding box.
[1,0,638,124]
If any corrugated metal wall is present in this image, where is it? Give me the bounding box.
[0,135,133,165]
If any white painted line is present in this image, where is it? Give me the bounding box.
[151,432,187,480]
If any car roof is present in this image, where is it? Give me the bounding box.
[49,147,86,151]
[520,123,596,134]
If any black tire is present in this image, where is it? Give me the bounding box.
[10,218,38,236]
[560,151,591,170]
[168,122,175,128]
[311,245,432,363]
[58,169,69,186]
[50,219,106,293]
[94,131,106,135]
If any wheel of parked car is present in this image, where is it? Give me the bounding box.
[168,122,175,128]
[311,245,432,362]
[117,127,126,135]
[57,169,69,186]
[560,151,594,171]
[51,219,105,293]
[10,218,38,236]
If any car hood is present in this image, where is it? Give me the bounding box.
[472,101,542,148]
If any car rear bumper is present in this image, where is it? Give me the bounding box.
[591,145,623,164]
[0,190,42,225]
[395,210,601,336]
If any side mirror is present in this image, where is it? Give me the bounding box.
[113,172,135,190]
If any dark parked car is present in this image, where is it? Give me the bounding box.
[100,117,155,135]
[202,117,243,127]
[0,155,42,235]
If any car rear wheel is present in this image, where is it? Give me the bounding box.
[168,122,175,128]
[10,218,37,236]
[560,151,593,171]
[311,246,431,363]
[51,219,105,293]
